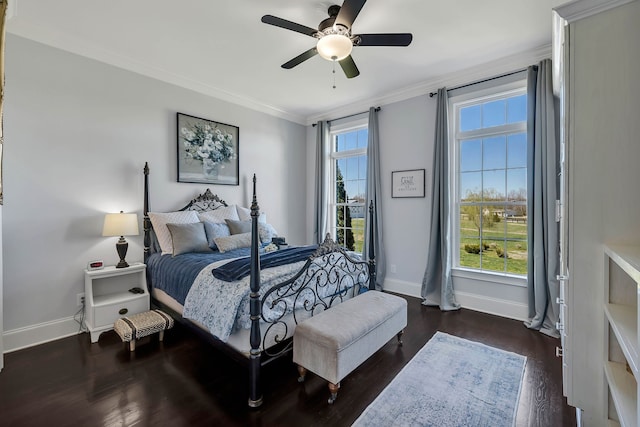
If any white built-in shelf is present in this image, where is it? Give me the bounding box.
[604,244,640,425]
[605,303,639,376]
[605,245,640,284]
[604,361,637,427]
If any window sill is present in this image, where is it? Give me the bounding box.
[451,268,527,288]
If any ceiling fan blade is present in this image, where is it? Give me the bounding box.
[335,0,367,29]
[261,15,317,37]
[339,55,360,79]
[281,48,318,69]
[356,33,413,47]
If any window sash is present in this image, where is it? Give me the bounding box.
[450,84,528,276]
[328,123,368,251]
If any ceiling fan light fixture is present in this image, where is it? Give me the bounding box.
[316,34,353,61]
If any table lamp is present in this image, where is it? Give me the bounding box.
[102,211,139,268]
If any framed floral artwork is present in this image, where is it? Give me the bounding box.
[177,112,239,185]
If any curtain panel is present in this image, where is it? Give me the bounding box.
[524,59,560,338]
[363,107,386,289]
[313,121,329,245]
[421,88,459,310]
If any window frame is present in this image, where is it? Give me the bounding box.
[449,79,528,284]
[328,118,368,250]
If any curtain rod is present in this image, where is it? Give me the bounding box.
[312,106,381,127]
[428,68,528,98]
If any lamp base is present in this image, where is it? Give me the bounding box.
[115,237,130,269]
[115,259,130,269]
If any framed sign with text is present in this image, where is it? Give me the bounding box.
[391,169,425,198]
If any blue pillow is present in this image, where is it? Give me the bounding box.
[204,222,231,250]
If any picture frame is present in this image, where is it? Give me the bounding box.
[392,169,425,198]
[177,112,239,185]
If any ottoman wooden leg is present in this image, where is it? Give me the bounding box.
[297,365,307,383]
[129,339,136,352]
[397,329,404,346]
[328,382,340,404]
[159,330,165,342]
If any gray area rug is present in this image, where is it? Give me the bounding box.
[352,331,526,427]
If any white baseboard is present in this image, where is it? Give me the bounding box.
[454,291,528,321]
[384,278,422,297]
[2,281,527,353]
[384,278,528,321]
[3,316,83,353]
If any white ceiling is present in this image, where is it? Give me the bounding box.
[6,0,558,124]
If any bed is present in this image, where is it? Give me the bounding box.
[141,162,376,407]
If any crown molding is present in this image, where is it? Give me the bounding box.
[305,44,551,126]
[554,0,637,22]
[6,23,307,125]
[8,16,552,128]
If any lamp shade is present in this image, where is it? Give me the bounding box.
[316,34,353,61]
[102,212,139,237]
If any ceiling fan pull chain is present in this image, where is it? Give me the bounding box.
[332,60,337,89]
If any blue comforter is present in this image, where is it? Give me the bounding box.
[146,247,252,305]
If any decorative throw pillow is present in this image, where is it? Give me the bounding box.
[148,211,200,255]
[214,232,252,253]
[226,219,278,244]
[225,218,252,235]
[259,223,278,243]
[236,205,267,223]
[203,222,231,250]
[166,222,211,256]
[198,205,240,224]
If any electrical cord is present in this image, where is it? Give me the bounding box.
[74,302,86,333]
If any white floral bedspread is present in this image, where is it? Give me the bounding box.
[182,257,308,342]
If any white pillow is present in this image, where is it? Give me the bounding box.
[198,205,240,224]
[236,205,267,223]
[148,211,200,255]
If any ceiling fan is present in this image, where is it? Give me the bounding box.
[261,0,413,79]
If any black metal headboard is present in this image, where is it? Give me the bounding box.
[143,162,230,261]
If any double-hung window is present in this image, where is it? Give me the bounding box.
[329,120,368,252]
[451,82,528,276]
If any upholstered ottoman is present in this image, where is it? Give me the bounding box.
[114,309,174,351]
[293,290,407,404]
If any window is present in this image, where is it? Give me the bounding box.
[330,122,367,252]
[452,84,528,276]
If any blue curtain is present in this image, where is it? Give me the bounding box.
[422,88,460,310]
[313,121,329,245]
[524,59,560,338]
[362,107,386,290]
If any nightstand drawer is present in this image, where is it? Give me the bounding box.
[94,296,149,326]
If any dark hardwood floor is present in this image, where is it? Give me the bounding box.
[0,295,576,427]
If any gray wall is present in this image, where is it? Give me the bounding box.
[2,35,306,350]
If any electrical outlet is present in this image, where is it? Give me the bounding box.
[77,293,85,306]
[390,264,397,273]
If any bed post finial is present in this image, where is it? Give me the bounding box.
[251,173,259,211]
[368,201,376,291]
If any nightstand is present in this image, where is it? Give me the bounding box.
[84,263,149,343]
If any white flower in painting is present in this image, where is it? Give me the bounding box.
[181,121,236,165]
